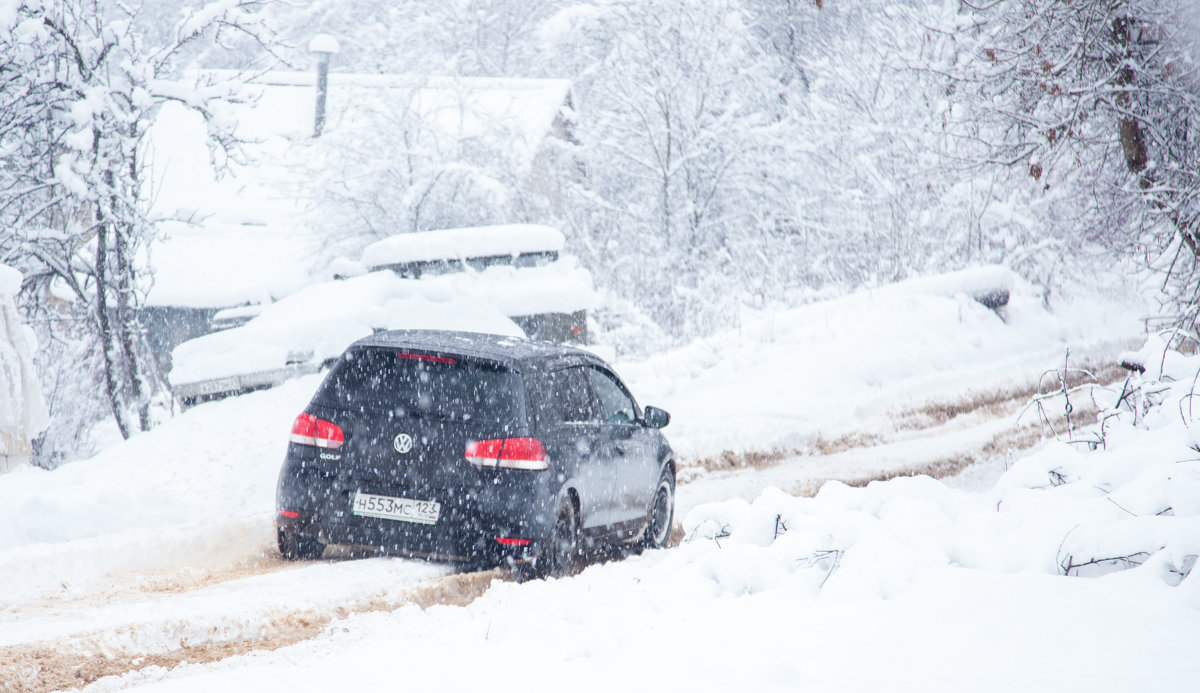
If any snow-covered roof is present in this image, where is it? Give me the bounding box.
[145,221,318,309]
[361,224,564,270]
[143,72,572,309]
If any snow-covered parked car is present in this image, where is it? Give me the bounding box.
[169,226,595,405]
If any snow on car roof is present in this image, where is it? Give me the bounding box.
[355,329,593,364]
[361,224,564,269]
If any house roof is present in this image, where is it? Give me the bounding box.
[143,72,572,309]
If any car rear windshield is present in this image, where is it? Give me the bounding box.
[314,348,524,427]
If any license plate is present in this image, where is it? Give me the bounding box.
[351,491,441,525]
[195,377,240,395]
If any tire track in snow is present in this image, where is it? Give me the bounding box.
[0,569,501,693]
[674,360,1127,514]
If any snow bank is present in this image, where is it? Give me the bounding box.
[0,376,322,605]
[617,265,1143,456]
[361,224,564,269]
[0,264,48,468]
[890,264,1017,300]
[683,336,1200,593]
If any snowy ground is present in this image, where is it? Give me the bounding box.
[6,268,1198,692]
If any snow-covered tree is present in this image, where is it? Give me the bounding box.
[303,78,526,247]
[0,0,272,451]
[539,0,800,336]
[266,0,558,77]
[972,0,1200,322]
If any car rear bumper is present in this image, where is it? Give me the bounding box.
[276,441,562,567]
[276,509,543,566]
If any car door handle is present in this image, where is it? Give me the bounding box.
[615,444,627,456]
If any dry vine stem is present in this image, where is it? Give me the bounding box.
[1019,349,1112,448]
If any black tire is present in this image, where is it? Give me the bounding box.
[640,468,675,551]
[536,496,579,578]
[277,527,324,560]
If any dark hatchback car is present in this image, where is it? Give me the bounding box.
[275,330,675,576]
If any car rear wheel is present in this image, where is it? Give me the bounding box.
[640,469,675,551]
[537,497,579,578]
[278,528,324,560]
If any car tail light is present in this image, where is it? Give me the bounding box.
[495,537,532,546]
[289,412,345,449]
[278,509,300,519]
[464,437,549,471]
[464,438,504,464]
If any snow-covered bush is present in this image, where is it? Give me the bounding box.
[682,338,1200,596]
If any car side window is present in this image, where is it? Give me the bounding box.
[585,367,637,425]
[547,367,594,423]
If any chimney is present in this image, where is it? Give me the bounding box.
[308,34,340,137]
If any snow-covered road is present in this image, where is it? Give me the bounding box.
[2,359,1061,690]
[8,267,1190,692]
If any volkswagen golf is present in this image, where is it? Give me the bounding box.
[275,330,675,576]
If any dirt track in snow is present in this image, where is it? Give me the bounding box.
[0,570,502,692]
[0,361,1129,692]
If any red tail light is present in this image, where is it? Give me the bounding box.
[464,438,504,464]
[464,437,549,471]
[495,537,532,546]
[289,412,344,449]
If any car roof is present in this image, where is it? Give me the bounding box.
[349,329,596,366]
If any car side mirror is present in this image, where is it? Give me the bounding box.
[643,405,670,429]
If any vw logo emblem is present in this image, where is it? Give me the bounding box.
[393,433,414,454]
